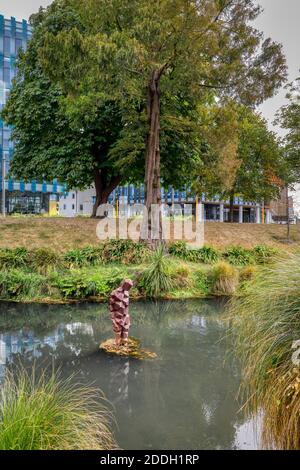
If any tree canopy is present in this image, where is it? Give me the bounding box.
[276,78,300,185]
[3,0,287,232]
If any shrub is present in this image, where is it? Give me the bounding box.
[0,368,115,450]
[170,264,193,289]
[29,248,62,274]
[223,246,255,266]
[138,246,173,298]
[169,242,220,264]
[0,248,28,270]
[193,270,210,295]
[0,270,45,300]
[64,247,103,268]
[239,265,258,283]
[54,268,126,299]
[209,261,239,296]
[101,239,150,265]
[252,244,278,264]
[228,253,300,449]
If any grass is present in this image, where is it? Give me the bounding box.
[210,261,239,296]
[227,253,300,450]
[0,367,116,450]
[0,217,299,251]
[138,246,174,298]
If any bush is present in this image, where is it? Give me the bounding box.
[0,270,46,300]
[0,368,115,450]
[209,261,239,296]
[193,270,210,295]
[169,242,220,264]
[0,248,28,270]
[29,248,62,274]
[239,265,258,282]
[252,244,278,264]
[64,247,103,268]
[54,268,126,299]
[138,247,173,298]
[223,246,255,266]
[101,239,150,265]
[228,253,300,449]
[170,264,193,289]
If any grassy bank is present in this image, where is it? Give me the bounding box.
[0,240,277,303]
[0,216,298,251]
[228,253,300,450]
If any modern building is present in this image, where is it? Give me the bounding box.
[0,15,65,215]
[59,185,278,223]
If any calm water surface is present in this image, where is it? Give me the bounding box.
[0,299,258,450]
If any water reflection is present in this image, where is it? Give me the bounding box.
[0,300,257,450]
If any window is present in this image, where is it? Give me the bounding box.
[79,204,83,212]
[4,36,10,56]
[63,204,66,211]
[72,193,75,199]
[72,204,75,210]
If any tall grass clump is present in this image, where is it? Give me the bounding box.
[29,248,62,274]
[168,242,220,264]
[0,270,46,300]
[0,248,28,270]
[223,246,255,266]
[139,246,173,298]
[228,253,300,450]
[209,261,239,296]
[0,368,116,450]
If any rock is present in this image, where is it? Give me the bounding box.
[99,338,157,360]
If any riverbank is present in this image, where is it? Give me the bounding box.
[0,241,277,304]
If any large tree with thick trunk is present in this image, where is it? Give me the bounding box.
[38,0,286,241]
[2,2,127,217]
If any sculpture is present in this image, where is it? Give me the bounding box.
[109,279,134,347]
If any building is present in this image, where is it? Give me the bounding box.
[59,185,276,223]
[0,15,65,215]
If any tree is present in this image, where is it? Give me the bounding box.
[38,0,286,242]
[277,78,300,184]
[2,2,125,217]
[193,105,289,221]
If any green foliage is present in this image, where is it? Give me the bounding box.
[100,239,150,265]
[64,247,103,268]
[252,245,278,264]
[169,242,220,264]
[209,262,239,296]
[0,269,46,299]
[0,368,115,450]
[223,246,255,266]
[0,248,29,270]
[29,248,62,274]
[138,247,173,299]
[228,253,300,449]
[193,270,211,296]
[54,268,126,299]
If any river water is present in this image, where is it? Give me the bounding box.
[0,299,259,450]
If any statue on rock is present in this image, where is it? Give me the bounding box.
[109,279,134,347]
[100,278,157,360]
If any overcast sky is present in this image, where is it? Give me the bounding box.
[0,0,299,136]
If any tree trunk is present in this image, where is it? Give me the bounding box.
[143,70,162,246]
[229,190,235,223]
[91,169,121,217]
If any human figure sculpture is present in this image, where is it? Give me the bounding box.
[109,279,134,347]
